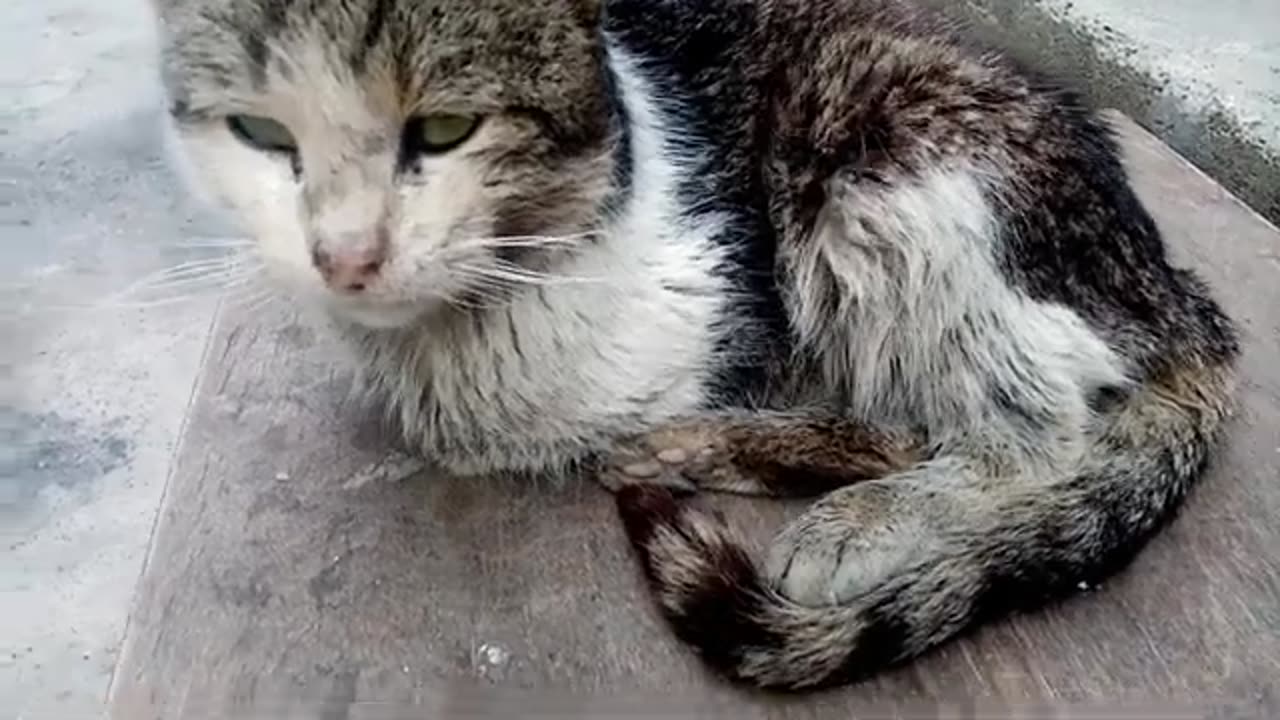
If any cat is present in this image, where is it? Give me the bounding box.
[151,0,1239,690]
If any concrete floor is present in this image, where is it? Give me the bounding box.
[1058,0,1279,144]
[1,0,1277,717]
[923,0,1280,223]
[1,0,225,716]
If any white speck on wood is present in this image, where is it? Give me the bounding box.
[478,643,509,667]
[342,451,427,491]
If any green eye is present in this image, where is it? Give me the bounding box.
[227,115,297,153]
[407,114,481,155]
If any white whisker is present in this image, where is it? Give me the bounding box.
[129,265,252,286]
[455,262,604,287]
[114,257,253,292]
[102,252,264,309]
[143,255,248,274]
[111,270,257,298]
[443,230,602,254]
[228,287,279,314]
[89,292,231,310]
[123,265,244,288]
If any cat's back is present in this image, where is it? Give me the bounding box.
[608,0,1235,378]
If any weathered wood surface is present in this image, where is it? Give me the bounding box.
[109,114,1280,718]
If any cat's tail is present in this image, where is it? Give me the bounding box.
[615,360,1235,689]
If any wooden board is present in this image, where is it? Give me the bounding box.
[108,114,1280,718]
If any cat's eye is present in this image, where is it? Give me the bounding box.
[227,115,298,154]
[405,114,481,156]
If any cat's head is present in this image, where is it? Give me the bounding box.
[152,0,615,328]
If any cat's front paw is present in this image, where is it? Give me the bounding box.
[598,421,738,494]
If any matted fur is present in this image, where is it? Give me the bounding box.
[153,0,1239,690]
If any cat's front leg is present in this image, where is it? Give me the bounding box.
[599,412,923,497]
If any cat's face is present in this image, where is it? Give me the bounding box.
[154,0,613,327]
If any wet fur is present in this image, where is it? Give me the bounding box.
[154,0,1239,690]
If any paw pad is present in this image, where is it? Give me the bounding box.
[599,423,728,493]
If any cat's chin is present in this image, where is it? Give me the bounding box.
[324,297,436,330]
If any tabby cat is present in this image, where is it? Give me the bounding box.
[152,0,1238,689]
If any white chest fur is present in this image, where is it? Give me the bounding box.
[354,47,731,475]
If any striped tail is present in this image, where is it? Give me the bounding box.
[616,361,1235,689]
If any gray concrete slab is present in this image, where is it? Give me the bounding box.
[1,0,228,716]
[919,0,1280,224]
[108,115,1280,717]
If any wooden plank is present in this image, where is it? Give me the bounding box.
[109,114,1280,718]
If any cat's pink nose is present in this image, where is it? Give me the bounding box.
[311,243,386,293]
